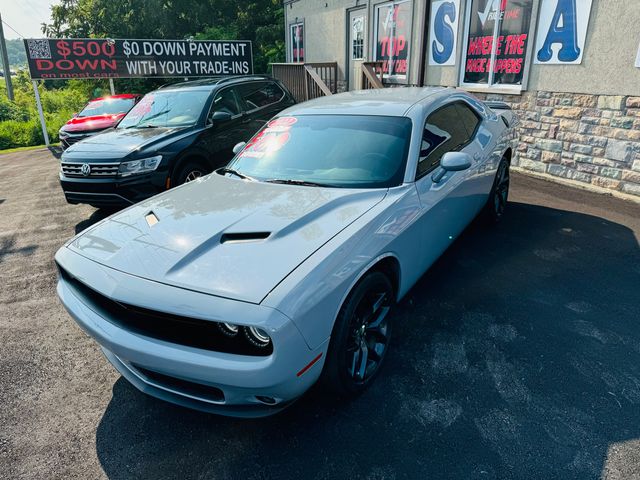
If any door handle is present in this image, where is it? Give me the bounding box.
[473,152,482,161]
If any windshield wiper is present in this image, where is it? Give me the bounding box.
[217,167,256,181]
[265,178,333,188]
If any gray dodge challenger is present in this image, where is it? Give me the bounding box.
[55,87,517,417]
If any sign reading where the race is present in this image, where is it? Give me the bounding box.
[428,0,461,66]
[463,0,534,86]
[534,0,593,65]
[23,38,253,79]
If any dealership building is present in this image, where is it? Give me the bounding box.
[282,0,640,198]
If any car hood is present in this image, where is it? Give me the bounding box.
[62,126,193,159]
[62,113,124,133]
[68,174,387,304]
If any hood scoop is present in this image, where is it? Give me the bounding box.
[220,232,271,244]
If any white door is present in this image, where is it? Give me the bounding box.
[348,9,367,90]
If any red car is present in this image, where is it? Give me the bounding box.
[58,94,141,150]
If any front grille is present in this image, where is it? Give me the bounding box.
[61,162,120,178]
[57,265,273,356]
[132,365,225,403]
[63,135,86,146]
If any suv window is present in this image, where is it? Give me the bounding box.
[237,81,285,111]
[455,102,481,137]
[417,103,475,178]
[207,88,241,124]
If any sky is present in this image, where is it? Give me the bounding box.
[1,0,57,39]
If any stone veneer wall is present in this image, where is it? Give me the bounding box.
[472,91,640,198]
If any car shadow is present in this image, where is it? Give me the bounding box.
[0,235,37,264]
[48,145,63,159]
[94,201,640,480]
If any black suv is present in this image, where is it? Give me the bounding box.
[59,76,296,208]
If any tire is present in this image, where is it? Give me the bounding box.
[483,157,510,224]
[173,160,210,186]
[321,271,394,397]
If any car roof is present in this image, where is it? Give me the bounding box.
[283,87,450,117]
[90,93,141,102]
[157,75,275,91]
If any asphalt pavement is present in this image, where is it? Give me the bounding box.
[1,148,639,479]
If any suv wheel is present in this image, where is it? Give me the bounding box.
[174,160,210,186]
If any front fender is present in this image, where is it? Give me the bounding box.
[262,184,423,349]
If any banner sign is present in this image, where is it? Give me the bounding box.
[429,0,461,66]
[375,1,411,80]
[23,38,253,80]
[463,0,534,86]
[535,0,593,64]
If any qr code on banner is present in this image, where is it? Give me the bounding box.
[27,39,51,59]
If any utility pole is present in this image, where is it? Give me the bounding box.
[0,13,14,101]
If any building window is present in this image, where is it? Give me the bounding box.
[290,23,304,63]
[460,0,535,91]
[352,15,365,60]
[374,0,411,82]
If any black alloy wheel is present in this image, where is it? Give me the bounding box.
[486,158,510,223]
[322,271,394,396]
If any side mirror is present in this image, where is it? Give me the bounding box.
[210,111,233,123]
[432,152,472,183]
[232,142,246,155]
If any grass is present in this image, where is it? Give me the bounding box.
[0,143,60,155]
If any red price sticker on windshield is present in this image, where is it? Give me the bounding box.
[128,95,154,118]
[241,130,291,159]
[266,116,297,132]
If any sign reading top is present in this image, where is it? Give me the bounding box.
[24,38,253,79]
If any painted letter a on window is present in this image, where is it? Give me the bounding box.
[535,0,593,65]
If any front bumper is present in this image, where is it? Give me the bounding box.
[55,247,327,417]
[60,170,167,207]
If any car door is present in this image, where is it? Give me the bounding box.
[204,86,247,167]
[413,102,482,270]
[236,81,290,136]
[454,101,492,212]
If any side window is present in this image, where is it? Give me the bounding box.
[237,82,285,111]
[417,104,472,178]
[455,102,481,137]
[207,88,241,124]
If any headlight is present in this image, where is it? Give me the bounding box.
[243,326,271,348]
[118,155,162,177]
[218,323,240,337]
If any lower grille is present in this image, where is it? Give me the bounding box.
[61,162,120,178]
[57,265,273,356]
[132,365,225,403]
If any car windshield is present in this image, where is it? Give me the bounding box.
[117,90,210,129]
[225,115,412,188]
[78,97,136,117]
